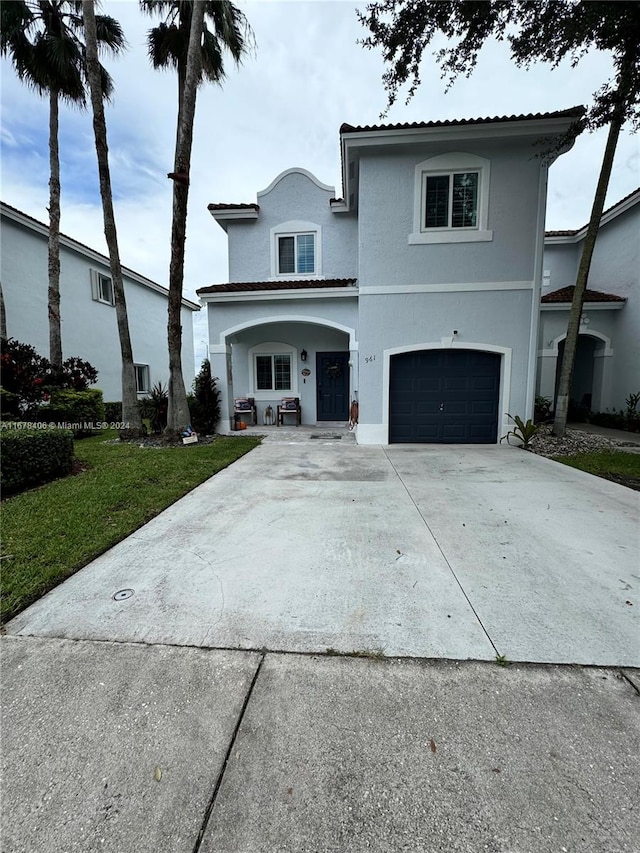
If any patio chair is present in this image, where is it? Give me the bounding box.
[277,397,301,427]
[233,397,257,426]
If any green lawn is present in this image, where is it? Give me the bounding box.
[552,450,640,490]
[1,432,261,623]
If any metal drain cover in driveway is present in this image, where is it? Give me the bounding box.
[113,589,134,601]
[309,435,342,440]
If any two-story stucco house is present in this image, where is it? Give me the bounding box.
[198,108,582,444]
[1,202,199,402]
[538,188,640,414]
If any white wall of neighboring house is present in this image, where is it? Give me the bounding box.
[539,190,640,412]
[1,203,199,403]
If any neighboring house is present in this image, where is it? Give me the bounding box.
[1,202,199,402]
[198,108,582,444]
[538,188,640,413]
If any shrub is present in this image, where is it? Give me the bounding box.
[51,356,99,391]
[534,396,552,424]
[189,359,221,434]
[0,338,50,418]
[139,382,168,434]
[104,401,123,423]
[0,427,74,495]
[500,413,541,450]
[45,389,105,436]
[0,338,99,420]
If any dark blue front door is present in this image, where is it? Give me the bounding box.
[389,349,500,443]
[316,352,349,421]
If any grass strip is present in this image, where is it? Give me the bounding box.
[1,432,260,623]
[552,450,640,490]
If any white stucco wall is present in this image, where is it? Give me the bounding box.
[1,209,197,402]
[541,200,639,410]
[225,169,357,282]
[357,141,541,287]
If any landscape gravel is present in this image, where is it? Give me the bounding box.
[528,426,639,458]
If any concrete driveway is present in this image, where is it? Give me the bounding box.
[7,440,639,667]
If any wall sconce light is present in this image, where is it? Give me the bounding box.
[300,349,308,362]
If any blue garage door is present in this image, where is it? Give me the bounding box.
[389,349,500,443]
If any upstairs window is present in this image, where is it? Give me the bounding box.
[278,233,315,275]
[270,220,322,278]
[90,270,115,305]
[425,172,479,229]
[410,153,492,245]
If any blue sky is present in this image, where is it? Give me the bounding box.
[1,0,638,363]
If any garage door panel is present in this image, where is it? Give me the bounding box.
[444,377,468,392]
[471,400,495,415]
[472,375,497,391]
[416,401,440,415]
[390,350,500,444]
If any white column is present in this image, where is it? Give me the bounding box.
[210,343,233,433]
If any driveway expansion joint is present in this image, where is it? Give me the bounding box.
[192,652,266,853]
[382,448,500,657]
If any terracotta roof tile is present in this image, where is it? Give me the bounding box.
[197,278,357,295]
[541,286,626,303]
[207,203,259,211]
[340,107,584,135]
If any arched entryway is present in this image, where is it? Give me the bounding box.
[553,332,610,414]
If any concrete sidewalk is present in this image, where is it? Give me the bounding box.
[2,637,639,853]
[2,440,639,852]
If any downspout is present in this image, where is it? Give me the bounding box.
[525,163,549,421]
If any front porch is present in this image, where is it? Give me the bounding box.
[223,420,357,443]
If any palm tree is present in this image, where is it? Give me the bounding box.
[81,0,143,438]
[140,0,252,434]
[1,1,123,372]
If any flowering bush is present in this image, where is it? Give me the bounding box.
[0,338,99,419]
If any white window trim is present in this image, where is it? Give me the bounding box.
[134,364,150,394]
[409,152,493,244]
[90,269,115,305]
[270,220,322,279]
[248,342,299,400]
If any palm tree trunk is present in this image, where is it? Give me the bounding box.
[82,0,142,439]
[552,114,624,436]
[48,87,63,370]
[165,0,205,435]
[0,279,7,341]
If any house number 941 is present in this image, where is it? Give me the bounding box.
[365,355,376,363]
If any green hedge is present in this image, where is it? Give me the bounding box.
[1,428,74,495]
[44,389,105,435]
[104,401,122,423]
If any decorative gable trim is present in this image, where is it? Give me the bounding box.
[257,167,334,197]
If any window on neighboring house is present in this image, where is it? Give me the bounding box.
[135,364,150,394]
[424,172,479,229]
[90,270,115,305]
[410,153,492,245]
[277,233,315,275]
[255,354,291,391]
